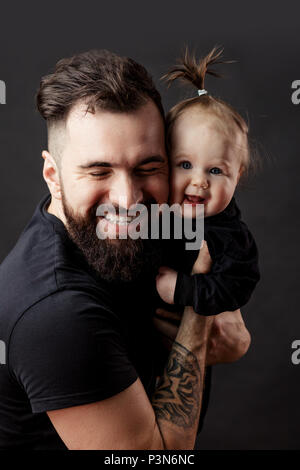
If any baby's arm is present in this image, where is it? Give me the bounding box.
[155,241,251,364]
[177,229,260,316]
[155,238,213,306]
[156,231,260,316]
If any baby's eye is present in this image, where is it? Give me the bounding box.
[180,161,192,170]
[210,167,222,175]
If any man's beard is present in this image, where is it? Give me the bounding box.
[61,191,163,283]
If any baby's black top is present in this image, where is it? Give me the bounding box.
[167,197,260,316]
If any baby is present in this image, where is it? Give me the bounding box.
[156,47,260,316]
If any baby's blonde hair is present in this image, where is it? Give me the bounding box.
[163,47,251,176]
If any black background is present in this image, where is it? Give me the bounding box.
[0,0,299,449]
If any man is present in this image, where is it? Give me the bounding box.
[0,50,250,450]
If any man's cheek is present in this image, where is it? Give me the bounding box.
[79,186,107,213]
[149,177,169,203]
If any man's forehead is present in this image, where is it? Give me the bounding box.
[61,102,166,165]
[66,100,163,130]
[65,103,100,131]
[67,101,162,136]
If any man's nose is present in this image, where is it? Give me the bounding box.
[191,171,209,190]
[109,173,143,210]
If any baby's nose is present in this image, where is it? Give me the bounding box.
[191,174,209,190]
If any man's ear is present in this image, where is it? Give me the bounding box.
[42,151,62,200]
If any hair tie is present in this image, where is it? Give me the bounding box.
[198,89,208,97]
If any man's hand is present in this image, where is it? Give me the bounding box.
[153,308,251,365]
[206,309,251,365]
[155,266,178,304]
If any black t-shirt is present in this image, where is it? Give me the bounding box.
[0,194,161,449]
[0,194,212,449]
[172,197,260,315]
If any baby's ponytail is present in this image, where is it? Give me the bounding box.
[162,46,227,92]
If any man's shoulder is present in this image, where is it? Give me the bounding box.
[0,195,115,340]
[8,287,121,374]
[13,288,117,335]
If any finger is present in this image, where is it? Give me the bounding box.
[158,266,170,273]
[191,239,212,274]
[153,316,178,341]
[155,308,181,323]
[160,335,174,353]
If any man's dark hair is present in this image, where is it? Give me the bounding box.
[36,49,165,124]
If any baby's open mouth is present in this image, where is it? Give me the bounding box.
[183,195,206,205]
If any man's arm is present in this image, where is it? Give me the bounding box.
[47,249,213,450]
[11,287,211,449]
[47,305,212,450]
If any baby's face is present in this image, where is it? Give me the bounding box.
[169,111,244,218]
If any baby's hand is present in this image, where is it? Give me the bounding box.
[156,266,178,304]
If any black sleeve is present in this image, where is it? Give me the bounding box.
[9,289,138,413]
[174,227,260,316]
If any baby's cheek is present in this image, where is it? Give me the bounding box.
[217,180,236,203]
[169,173,183,204]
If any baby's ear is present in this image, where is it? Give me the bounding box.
[237,166,244,183]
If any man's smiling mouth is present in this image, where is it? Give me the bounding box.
[103,213,138,226]
[97,208,148,237]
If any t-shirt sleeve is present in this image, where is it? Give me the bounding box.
[174,227,260,316]
[9,289,138,413]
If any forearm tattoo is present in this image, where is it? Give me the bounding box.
[152,341,201,428]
